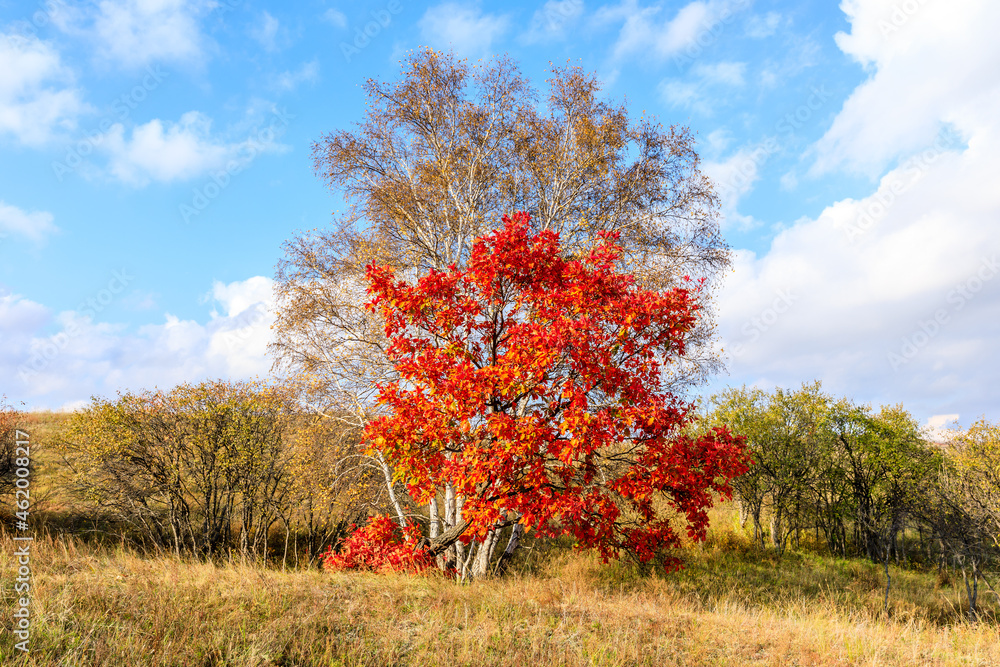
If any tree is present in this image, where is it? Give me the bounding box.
[362,213,748,578]
[0,397,21,499]
[708,384,938,566]
[828,402,936,564]
[952,419,1000,548]
[59,380,296,558]
[708,382,833,552]
[272,47,731,559]
[278,412,389,567]
[920,419,1000,620]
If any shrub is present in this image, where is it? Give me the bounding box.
[320,515,434,573]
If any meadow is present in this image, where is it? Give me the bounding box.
[3,412,998,666]
[3,508,999,665]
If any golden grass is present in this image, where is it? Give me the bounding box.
[2,527,998,667]
[5,415,998,665]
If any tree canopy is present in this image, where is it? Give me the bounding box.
[359,212,748,575]
[272,48,730,423]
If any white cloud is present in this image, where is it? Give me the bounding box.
[811,0,1000,177]
[4,277,278,410]
[693,61,745,86]
[270,59,319,92]
[0,290,49,340]
[57,0,213,69]
[418,3,510,58]
[0,202,59,244]
[659,60,746,113]
[711,0,1000,423]
[249,11,282,52]
[100,109,288,186]
[207,276,273,318]
[595,0,750,65]
[521,0,585,44]
[321,8,348,29]
[703,144,767,229]
[704,128,733,154]
[101,111,229,185]
[922,414,961,442]
[660,79,699,108]
[0,32,87,145]
[745,11,781,38]
[718,130,999,419]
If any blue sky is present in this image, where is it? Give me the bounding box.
[1,0,998,436]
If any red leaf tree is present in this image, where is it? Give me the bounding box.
[363,212,748,574]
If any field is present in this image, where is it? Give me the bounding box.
[3,412,999,666]
[2,515,999,666]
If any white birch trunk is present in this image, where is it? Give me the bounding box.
[471,528,499,579]
[376,451,407,529]
[453,494,465,572]
[444,483,456,567]
[429,497,440,538]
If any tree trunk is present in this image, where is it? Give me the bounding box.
[376,451,407,529]
[963,560,980,622]
[770,508,784,554]
[453,495,465,572]
[423,517,472,557]
[429,497,440,539]
[883,547,891,615]
[444,484,456,568]
[471,525,502,579]
[750,502,764,548]
[492,522,524,577]
[458,539,477,582]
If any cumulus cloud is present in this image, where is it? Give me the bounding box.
[0,202,59,244]
[4,277,278,410]
[0,32,87,145]
[922,413,962,443]
[810,0,1000,177]
[101,111,228,184]
[99,109,289,186]
[718,130,999,420]
[711,0,1000,423]
[0,290,49,342]
[57,0,215,69]
[418,3,510,58]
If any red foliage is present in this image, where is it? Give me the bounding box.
[320,515,434,573]
[364,212,749,569]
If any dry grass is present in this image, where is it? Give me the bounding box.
[2,527,998,667]
[4,413,997,665]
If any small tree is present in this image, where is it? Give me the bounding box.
[927,419,1000,620]
[952,419,1000,547]
[362,213,748,578]
[708,383,832,552]
[0,397,21,499]
[59,380,295,558]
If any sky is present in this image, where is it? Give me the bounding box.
[0,0,997,435]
